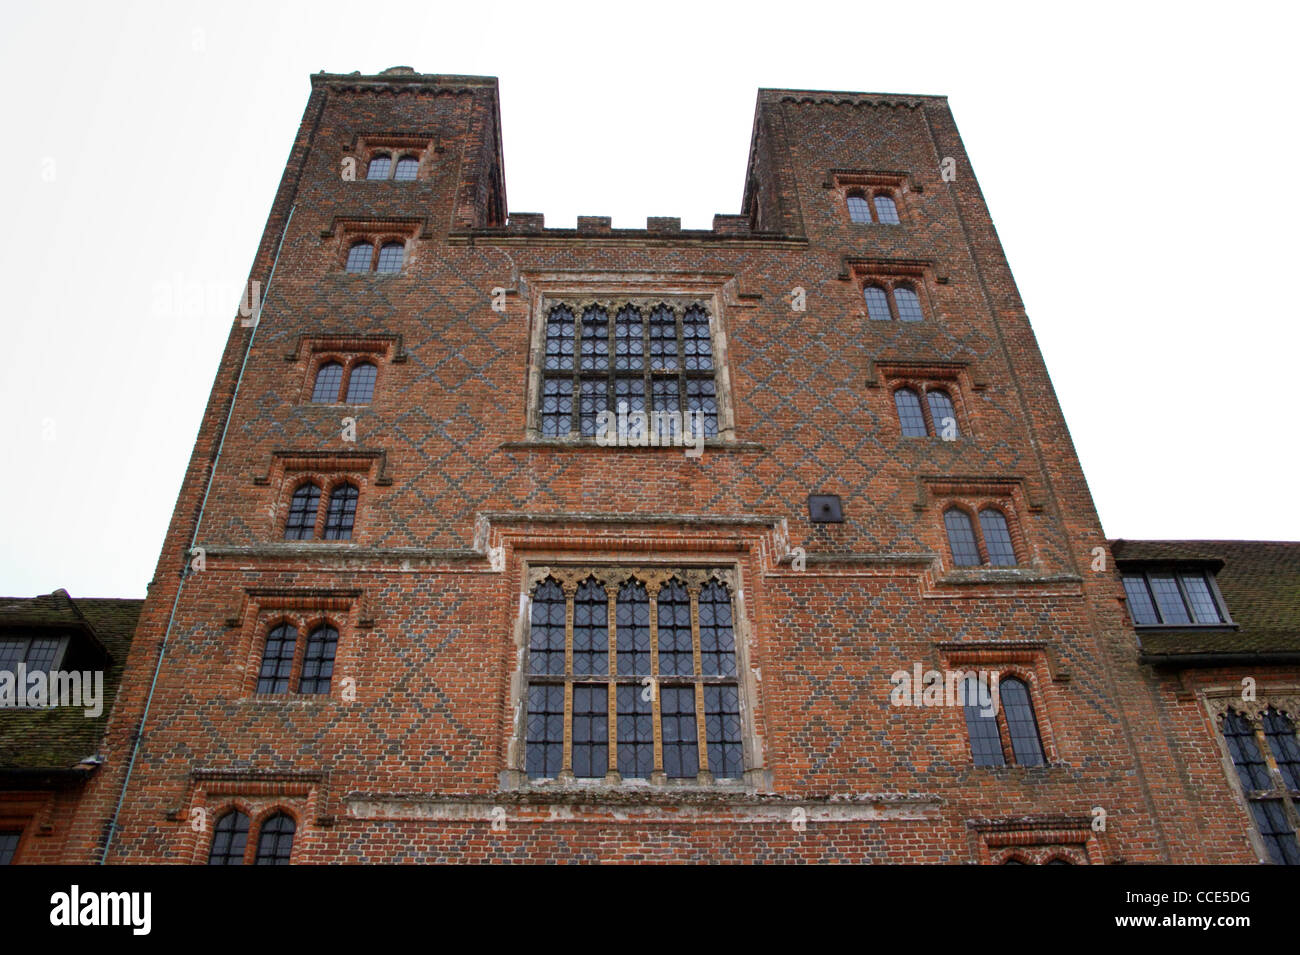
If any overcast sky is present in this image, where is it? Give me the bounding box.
[1,0,1296,599]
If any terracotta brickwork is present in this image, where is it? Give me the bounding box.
[38,69,1280,864]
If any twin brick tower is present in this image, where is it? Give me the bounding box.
[10,68,1297,864]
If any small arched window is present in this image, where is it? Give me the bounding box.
[284,483,321,540]
[863,285,892,321]
[207,810,250,865]
[323,484,358,540]
[311,362,344,403]
[375,241,405,273]
[895,285,924,322]
[345,362,377,404]
[345,241,373,273]
[894,388,928,437]
[961,674,1004,767]
[873,195,900,224]
[944,508,981,567]
[1000,677,1045,766]
[254,813,295,865]
[298,625,338,694]
[366,154,391,180]
[979,508,1017,566]
[393,156,419,180]
[257,623,298,694]
[927,390,958,437]
[846,193,872,223]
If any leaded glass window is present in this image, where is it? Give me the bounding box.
[944,509,981,567]
[1121,569,1229,626]
[863,285,892,321]
[254,813,295,865]
[895,285,924,322]
[375,241,405,274]
[257,623,297,694]
[345,363,377,404]
[894,388,928,437]
[1219,707,1300,864]
[537,300,721,440]
[873,195,900,224]
[979,508,1017,566]
[312,362,344,402]
[298,625,337,694]
[846,193,872,223]
[207,811,249,865]
[962,675,1004,767]
[393,156,419,180]
[366,154,391,179]
[345,242,373,273]
[0,831,20,865]
[284,483,321,540]
[323,484,358,540]
[1001,677,1044,766]
[927,390,957,437]
[523,568,744,783]
[0,636,66,678]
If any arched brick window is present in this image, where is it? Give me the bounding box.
[873,194,900,224]
[256,623,297,694]
[979,508,1017,566]
[365,154,391,179]
[254,813,295,865]
[393,155,419,180]
[345,362,377,404]
[846,192,872,223]
[298,624,338,694]
[863,285,892,321]
[284,483,321,540]
[894,388,928,437]
[207,810,250,865]
[944,508,981,566]
[323,483,358,540]
[345,241,373,272]
[375,241,405,273]
[1001,677,1045,766]
[312,362,344,402]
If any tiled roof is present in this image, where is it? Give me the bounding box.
[1110,540,1300,660]
[0,590,143,773]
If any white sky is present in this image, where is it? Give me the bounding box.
[1,0,1297,599]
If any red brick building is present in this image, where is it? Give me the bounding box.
[4,68,1295,864]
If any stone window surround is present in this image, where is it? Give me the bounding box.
[503,558,766,792]
[521,273,739,445]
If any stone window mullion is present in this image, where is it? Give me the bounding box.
[605,583,620,780]
[687,584,710,776]
[646,581,664,781]
[561,582,577,780]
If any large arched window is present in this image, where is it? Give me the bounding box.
[254,813,295,865]
[572,578,609,676]
[284,483,321,540]
[256,623,297,694]
[311,362,344,403]
[1000,677,1045,766]
[979,508,1017,566]
[657,578,693,677]
[344,362,377,404]
[207,810,250,865]
[894,388,928,437]
[375,241,405,273]
[323,484,358,540]
[298,624,338,694]
[365,154,391,180]
[863,285,892,321]
[846,193,872,223]
[944,508,981,566]
[345,241,373,273]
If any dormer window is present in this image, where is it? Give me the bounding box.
[1122,567,1230,627]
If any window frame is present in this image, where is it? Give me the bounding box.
[510,563,758,789]
[205,805,299,865]
[1120,565,1234,629]
[281,478,362,542]
[338,235,410,275]
[860,278,928,323]
[0,634,71,682]
[942,503,1021,568]
[956,665,1052,769]
[308,356,382,405]
[252,616,344,698]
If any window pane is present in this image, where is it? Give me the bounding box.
[894,389,928,437]
[660,686,699,779]
[345,242,372,273]
[23,638,61,676]
[656,579,694,676]
[0,640,23,674]
[962,675,1004,766]
[648,304,679,370]
[571,684,609,779]
[256,624,297,694]
[254,813,295,865]
[284,484,320,540]
[846,194,871,223]
[528,579,567,676]
[926,390,957,437]
[1122,575,1159,625]
[392,156,419,180]
[613,305,644,370]
[895,286,924,322]
[616,684,654,778]
[614,377,647,442]
[579,380,606,438]
[979,509,1017,566]
[1249,800,1300,865]
[685,379,719,438]
[572,578,609,675]
[544,305,576,371]
[1180,573,1223,624]
[651,379,682,443]
[1148,574,1191,625]
[0,830,20,865]
[873,195,900,224]
[697,580,737,677]
[1263,708,1300,791]
[681,304,713,370]
[311,362,344,402]
[525,684,565,778]
[207,811,249,865]
[345,363,377,404]
[1001,677,1045,766]
[1221,709,1273,791]
[615,580,651,676]
[540,378,573,437]
[579,305,609,371]
[944,509,981,567]
[298,625,337,694]
[323,484,358,540]
[365,155,391,179]
[863,286,891,321]
[704,684,743,778]
[375,242,404,273]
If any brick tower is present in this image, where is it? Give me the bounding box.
[68,69,1211,863]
